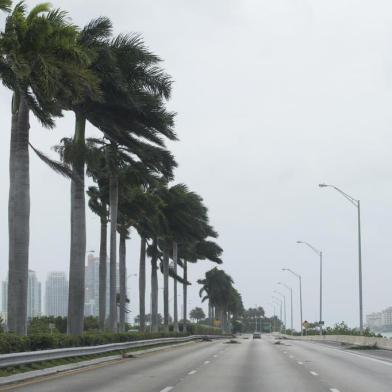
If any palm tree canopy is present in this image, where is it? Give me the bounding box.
[198,267,234,309]
[0,2,99,126]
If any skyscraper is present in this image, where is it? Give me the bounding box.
[45,272,68,317]
[1,280,7,321]
[85,253,119,317]
[27,270,41,319]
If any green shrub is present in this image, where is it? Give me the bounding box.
[0,331,189,354]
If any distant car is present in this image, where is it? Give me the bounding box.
[253,332,261,339]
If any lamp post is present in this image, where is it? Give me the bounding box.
[272,296,283,332]
[283,268,303,335]
[319,183,363,333]
[267,302,277,332]
[297,241,323,336]
[273,290,286,331]
[278,282,293,331]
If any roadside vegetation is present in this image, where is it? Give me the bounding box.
[0,1,243,340]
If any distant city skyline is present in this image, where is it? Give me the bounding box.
[1,255,123,322]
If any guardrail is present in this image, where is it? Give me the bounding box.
[279,334,392,350]
[0,335,226,369]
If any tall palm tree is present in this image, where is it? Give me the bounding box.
[86,181,109,330]
[178,239,222,326]
[2,2,97,335]
[156,184,217,331]
[56,26,176,333]
[198,268,234,332]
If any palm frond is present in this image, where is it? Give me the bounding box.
[79,16,112,45]
[26,2,51,23]
[29,143,77,180]
[0,0,12,12]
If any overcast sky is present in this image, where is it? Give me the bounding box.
[2,0,392,328]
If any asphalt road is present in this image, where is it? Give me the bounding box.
[3,335,392,391]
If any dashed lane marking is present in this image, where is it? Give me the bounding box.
[204,361,210,364]
[188,370,197,375]
[310,371,319,376]
[330,389,340,392]
[160,387,174,392]
[297,361,304,365]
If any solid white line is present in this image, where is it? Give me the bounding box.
[310,371,319,376]
[297,361,304,365]
[330,389,340,392]
[204,360,210,364]
[160,387,174,392]
[188,370,197,375]
[295,340,392,367]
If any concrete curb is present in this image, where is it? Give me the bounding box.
[0,340,205,387]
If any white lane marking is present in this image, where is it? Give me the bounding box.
[188,370,197,375]
[330,389,340,392]
[213,354,218,358]
[310,371,319,376]
[204,360,210,364]
[297,361,304,365]
[294,340,392,368]
[160,388,174,392]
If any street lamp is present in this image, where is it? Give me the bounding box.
[297,240,323,336]
[278,282,293,331]
[283,268,303,336]
[272,296,283,332]
[273,290,286,331]
[319,183,363,333]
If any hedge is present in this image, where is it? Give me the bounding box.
[0,331,186,354]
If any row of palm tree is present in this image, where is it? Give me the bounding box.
[198,267,244,331]
[3,1,229,336]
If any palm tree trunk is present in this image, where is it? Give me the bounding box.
[8,92,30,335]
[173,241,178,332]
[183,260,188,331]
[151,239,159,332]
[108,171,118,332]
[67,113,86,335]
[139,237,146,332]
[163,250,169,332]
[119,232,126,333]
[99,218,107,331]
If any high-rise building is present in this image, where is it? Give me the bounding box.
[27,270,41,319]
[366,312,382,329]
[45,272,68,317]
[1,280,7,321]
[85,253,119,317]
[2,271,42,321]
[382,307,392,327]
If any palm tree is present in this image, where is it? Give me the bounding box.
[86,180,109,330]
[156,184,219,331]
[198,268,234,332]
[3,2,97,335]
[179,239,222,326]
[57,27,176,333]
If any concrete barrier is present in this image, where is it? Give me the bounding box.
[281,334,392,350]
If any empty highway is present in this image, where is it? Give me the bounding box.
[3,336,392,392]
